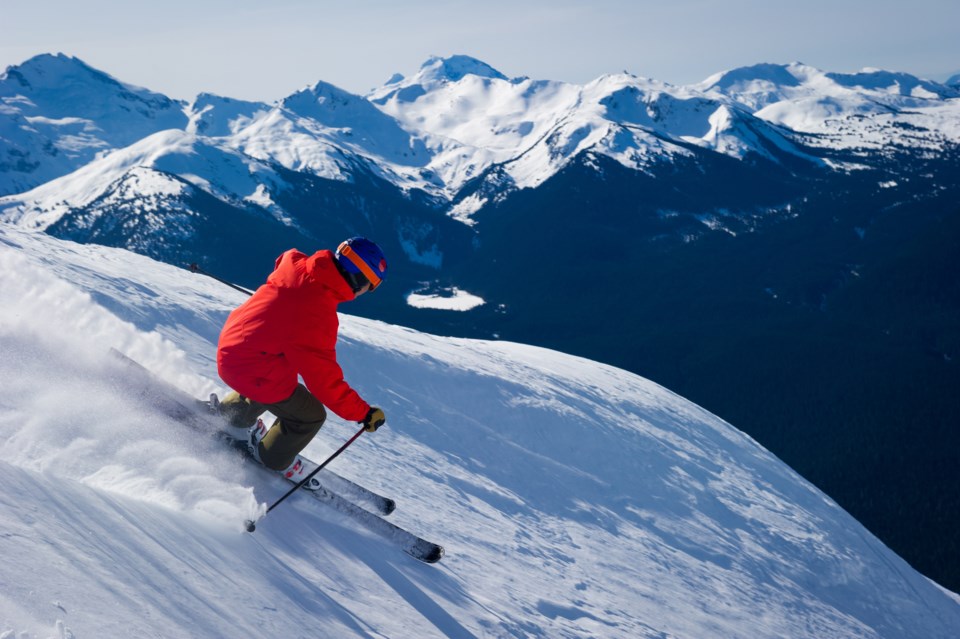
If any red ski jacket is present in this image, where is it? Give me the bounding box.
[217,249,371,421]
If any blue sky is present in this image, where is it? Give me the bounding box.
[3,0,958,102]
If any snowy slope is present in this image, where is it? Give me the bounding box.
[1,224,958,638]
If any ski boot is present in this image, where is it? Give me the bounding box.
[247,418,322,491]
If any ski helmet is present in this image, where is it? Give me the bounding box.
[336,237,388,291]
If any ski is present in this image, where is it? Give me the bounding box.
[108,349,443,563]
[302,460,396,516]
[227,443,443,563]
[307,483,444,563]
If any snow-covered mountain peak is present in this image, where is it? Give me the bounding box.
[585,71,705,108]
[696,62,826,111]
[695,62,960,154]
[825,67,959,99]
[364,57,831,198]
[0,53,184,121]
[368,55,516,107]
[0,128,294,231]
[263,79,434,175]
[699,62,807,92]
[0,54,189,196]
[417,54,509,84]
[3,53,119,94]
[186,93,271,137]
[281,79,389,128]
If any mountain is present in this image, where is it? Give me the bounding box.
[368,56,820,207]
[1,53,959,593]
[187,92,271,137]
[2,224,959,638]
[5,55,955,232]
[280,80,432,165]
[7,54,954,230]
[0,53,187,195]
[698,62,958,111]
[698,62,960,154]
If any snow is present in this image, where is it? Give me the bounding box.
[0,54,188,195]
[416,55,510,84]
[0,129,295,229]
[406,286,486,311]
[1,224,958,638]
[279,80,432,168]
[697,62,960,154]
[186,93,271,138]
[447,193,487,226]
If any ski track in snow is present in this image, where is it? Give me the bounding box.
[0,225,958,638]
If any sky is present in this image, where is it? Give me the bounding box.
[2,0,959,103]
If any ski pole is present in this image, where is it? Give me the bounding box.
[244,424,367,532]
[187,263,256,297]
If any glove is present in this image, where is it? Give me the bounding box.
[362,407,386,432]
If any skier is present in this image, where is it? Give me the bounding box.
[215,237,388,483]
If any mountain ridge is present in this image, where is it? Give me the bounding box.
[6,52,956,206]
